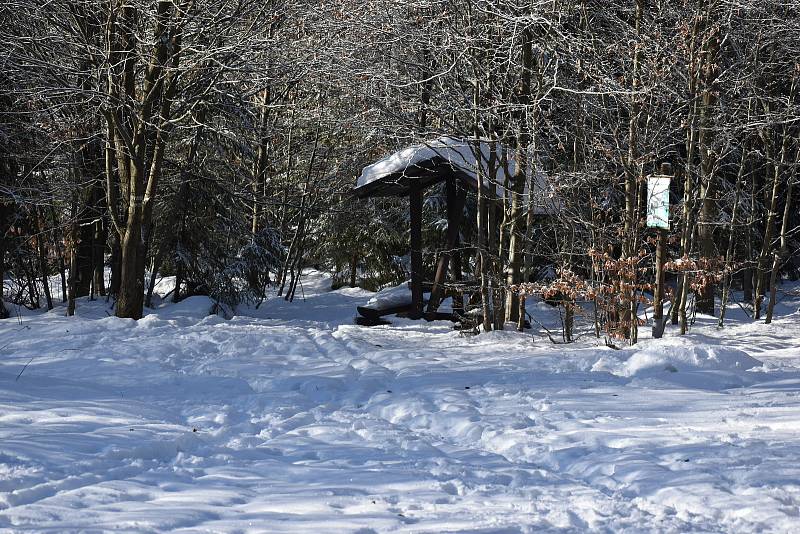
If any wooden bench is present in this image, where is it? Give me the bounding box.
[355,302,417,326]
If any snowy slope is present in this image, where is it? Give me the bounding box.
[1,273,800,532]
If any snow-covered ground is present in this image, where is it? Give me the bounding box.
[1,273,800,532]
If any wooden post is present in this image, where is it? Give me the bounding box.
[410,184,424,318]
[652,162,672,339]
[451,186,465,316]
[652,227,667,338]
[427,177,465,317]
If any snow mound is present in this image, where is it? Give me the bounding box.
[365,282,413,309]
[155,295,218,320]
[593,339,763,378]
[0,300,31,317]
[363,282,451,312]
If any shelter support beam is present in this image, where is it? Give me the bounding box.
[652,227,667,339]
[410,184,424,318]
[427,178,466,317]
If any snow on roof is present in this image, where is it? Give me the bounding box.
[356,136,517,190]
[356,135,563,214]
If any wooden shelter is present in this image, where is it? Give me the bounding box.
[353,137,515,323]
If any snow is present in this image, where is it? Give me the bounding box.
[357,136,517,191]
[356,137,563,215]
[2,272,800,532]
[362,282,454,313]
[593,338,763,376]
[365,281,413,309]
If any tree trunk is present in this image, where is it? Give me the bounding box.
[74,204,95,298]
[173,252,184,304]
[652,228,667,339]
[109,233,122,299]
[505,136,527,323]
[287,229,307,302]
[462,20,492,327]
[249,88,271,294]
[427,177,464,316]
[349,252,358,288]
[743,158,757,307]
[58,255,67,303]
[477,192,491,332]
[696,4,721,316]
[624,0,644,260]
[755,119,792,319]
[719,144,747,327]
[36,211,53,311]
[92,216,106,297]
[0,278,7,320]
[144,249,166,308]
[0,205,8,319]
[116,221,145,318]
[66,200,79,316]
[765,145,798,323]
[107,0,184,320]
[409,186,424,318]
[25,255,40,310]
[673,6,705,332]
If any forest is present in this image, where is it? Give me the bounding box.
[4,2,800,531]
[1,0,799,343]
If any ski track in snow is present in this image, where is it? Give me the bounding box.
[1,273,800,533]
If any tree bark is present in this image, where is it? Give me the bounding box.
[696,4,721,316]
[765,145,799,323]
[0,200,9,318]
[106,0,185,320]
[719,144,747,327]
[409,185,424,318]
[673,6,705,332]
[505,40,531,325]
[36,210,53,311]
[755,112,793,319]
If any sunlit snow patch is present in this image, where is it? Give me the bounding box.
[365,282,414,309]
[592,339,763,389]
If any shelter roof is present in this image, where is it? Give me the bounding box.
[354,136,515,198]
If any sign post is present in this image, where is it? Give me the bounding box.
[648,163,672,338]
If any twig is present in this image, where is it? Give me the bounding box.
[16,357,34,382]
[734,298,752,318]
[528,315,561,344]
